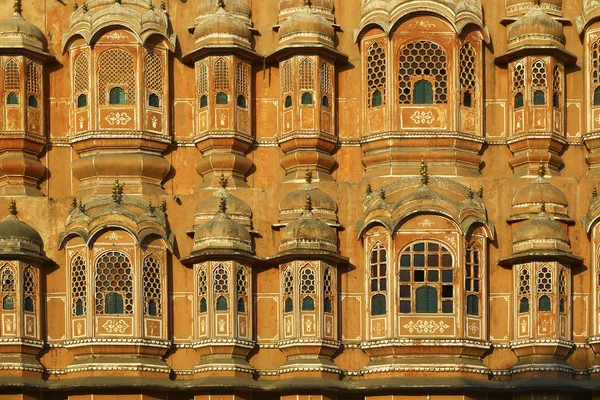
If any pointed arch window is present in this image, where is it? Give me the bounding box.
[559,267,567,314]
[465,245,481,316]
[323,267,334,314]
[144,51,163,109]
[143,256,162,317]
[98,49,135,105]
[301,92,313,105]
[216,92,228,105]
[237,266,248,314]
[23,267,35,313]
[0,265,15,311]
[105,293,124,314]
[283,266,294,313]
[300,266,316,311]
[537,265,553,312]
[413,79,433,105]
[27,95,37,108]
[109,87,126,105]
[77,94,87,108]
[518,265,531,313]
[367,41,386,108]
[198,267,208,314]
[460,43,477,108]
[532,60,547,106]
[6,93,18,105]
[369,243,387,316]
[74,53,89,108]
[399,241,454,314]
[95,250,133,315]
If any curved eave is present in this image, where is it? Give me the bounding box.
[183,43,261,64]
[576,9,600,35]
[266,43,348,63]
[499,250,583,267]
[0,251,54,267]
[356,217,395,239]
[0,44,55,63]
[390,208,463,236]
[57,228,89,250]
[495,45,577,66]
[460,213,496,240]
[181,249,263,267]
[353,3,489,43]
[583,213,600,234]
[266,249,348,266]
[61,19,175,54]
[509,212,574,225]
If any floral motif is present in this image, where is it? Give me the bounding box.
[105,112,131,126]
[418,218,435,228]
[410,111,436,125]
[102,319,129,333]
[403,320,450,334]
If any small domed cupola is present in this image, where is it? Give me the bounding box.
[0,0,52,60]
[278,195,338,255]
[505,0,562,19]
[194,174,253,230]
[196,0,251,24]
[193,198,253,255]
[512,205,570,254]
[277,171,338,226]
[0,199,48,263]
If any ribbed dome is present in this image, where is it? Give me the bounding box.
[513,210,569,249]
[198,0,251,18]
[279,0,333,12]
[0,11,47,54]
[507,8,564,47]
[193,199,252,254]
[279,196,337,253]
[279,179,337,225]
[0,203,44,258]
[194,7,251,43]
[278,7,334,45]
[194,177,252,229]
[512,175,568,207]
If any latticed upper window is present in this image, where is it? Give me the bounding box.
[198,266,208,314]
[214,263,229,311]
[299,58,315,91]
[513,62,525,108]
[23,266,35,313]
[300,266,316,311]
[4,58,20,91]
[283,266,294,313]
[236,62,249,96]
[323,267,334,314]
[95,250,133,315]
[369,242,387,316]
[143,256,162,317]
[236,266,248,313]
[518,265,530,313]
[0,265,15,311]
[459,43,477,107]
[559,267,567,313]
[537,264,553,312]
[320,62,332,95]
[26,61,40,95]
[71,254,87,317]
[367,42,386,108]
[399,241,454,314]
[214,58,230,91]
[532,60,547,105]
[281,60,293,94]
[98,49,136,105]
[553,65,562,108]
[593,38,600,105]
[398,40,447,104]
[465,245,480,316]
[197,61,208,96]
[74,53,89,95]
[145,52,163,108]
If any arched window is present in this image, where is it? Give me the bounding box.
[553,65,561,109]
[465,245,481,316]
[237,266,248,314]
[559,267,567,314]
[27,95,37,108]
[214,57,230,91]
[285,95,292,108]
[200,95,208,108]
[23,267,35,312]
[236,94,247,108]
[553,93,559,108]
[143,256,162,317]
[95,250,133,315]
[4,58,19,95]
[109,87,126,105]
[371,294,386,316]
[514,93,524,108]
[370,243,387,315]
[463,91,472,108]
[216,92,228,104]
[537,265,553,312]
[299,58,315,91]
[197,61,208,105]
[415,286,437,313]
[324,297,332,313]
[105,293,124,314]
[75,299,84,316]
[148,93,160,108]
[77,94,87,108]
[213,264,229,311]
[283,267,294,313]
[301,92,313,105]
[281,60,293,95]
[539,294,551,311]
[237,298,245,313]
[399,241,454,314]
[302,296,315,311]
[399,40,447,104]
[533,90,546,105]
[367,41,386,107]
[6,93,18,105]
[216,295,228,311]
[323,267,334,314]
[1,266,15,311]
[322,95,330,108]
[371,90,382,107]
[413,79,434,104]
[71,254,87,317]
[198,267,208,315]
[300,266,316,311]
[518,265,531,313]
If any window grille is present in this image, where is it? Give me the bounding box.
[320,61,332,96]
[282,60,293,93]
[71,255,87,316]
[197,61,209,98]
[0,265,15,311]
[237,266,248,313]
[214,58,230,91]
[23,267,35,312]
[198,267,208,314]
[299,58,315,91]
[4,58,19,91]
[98,49,135,105]
[283,266,294,313]
[460,43,477,107]
[143,256,162,317]
[300,266,316,311]
[95,250,133,315]
[465,245,481,316]
[367,42,386,107]
[74,53,89,97]
[518,265,530,313]
[214,264,229,311]
[398,41,447,104]
[26,61,40,96]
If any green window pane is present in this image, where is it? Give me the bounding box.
[216,295,228,311]
[533,90,545,105]
[371,293,386,316]
[415,285,437,313]
[413,79,433,104]
[466,294,479,316]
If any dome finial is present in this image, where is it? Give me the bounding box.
[304,195,313,213]
[467,187,474,199]
[378,187,385,200]
[160,0,166,10]
[9,199,17,216]
[73,0,78,11]
[219,197,227,213]
[541,201,546,213]
[305,0,311,7]
[478,186,484,198]
[218,0,225,9]
[219,173,228,189]
[305,169,313,184]
[71,198,78,210]
[82,1,88,12]
[366,183,372,196]
[148,0,155,10]
[420,157,429,186]
[111,178,124,204]
[594,186,598,198]
[160,199,167,213]
[14,0,22,15]
[147,200,154,214]
[538,160,545,177]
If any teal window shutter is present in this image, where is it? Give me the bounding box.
[284,297,293,313]
[199,297,207,313]
[216,295,228,311]
[6,92,18,105]
[77,94,87,108]
[109,87,126,105]
[372,90,382,107]
[514,92,524,108]
[415,285,437,313]
[75,298,84,316]
[595,87,600,106]
[519,297,529,313]
[216,92,228,105]
[302,296,315,311]
[413,79,433,104]
[533,90,545,105]
[106,293,124,314]
[539,294,551,311]
[466,294,478,316]
[371,293,386,316]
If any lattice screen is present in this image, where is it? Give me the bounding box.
[398,41,447,104]
[71,254,87,316]
[236,62,248,96]
[281,60,293,94]
[26,61,40,95]
[367,42,386,107]
[299,58,315,91]
[98,49,136,105]
[143,256,162,317]
[214,57,230,91]
[4,58,20,91]
[74,53,89,96]
[145,52,163,96]
[95,250,133,314]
